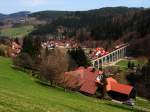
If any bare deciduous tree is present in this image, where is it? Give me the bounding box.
[40,48,77,86]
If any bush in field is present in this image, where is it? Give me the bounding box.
[0,46,5,56]
[0,44,8,56]
[13,53,33,69]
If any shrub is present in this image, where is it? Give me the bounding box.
[0,44,7,56]
[13,53,33,69]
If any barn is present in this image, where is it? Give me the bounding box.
[106,77,136,101]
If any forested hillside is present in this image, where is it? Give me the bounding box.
[29,11,68,21]
[30,7,150,57]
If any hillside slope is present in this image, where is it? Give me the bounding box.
[30,11,68,21]
[0,25,34,38]
[0,57,149,112]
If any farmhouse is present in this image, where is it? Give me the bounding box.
[61,67,135,101]
[61,67,102,94]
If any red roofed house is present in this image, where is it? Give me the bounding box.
[60,67,135,101]
[60,67,103,94]
[79,69,100,95]
[62,67,86,90]
[106,77,136,101]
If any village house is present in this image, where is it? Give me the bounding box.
[41,38,80,50]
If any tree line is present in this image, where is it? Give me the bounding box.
[30,7,150,57]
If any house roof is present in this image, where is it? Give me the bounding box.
[62,70,86,89]
[106,77,133,95]
[80,69,102,95]
[62,67,103,95]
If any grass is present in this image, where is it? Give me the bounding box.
[136,97,150,111]
[116,59,146,71]
[0,25,34,38]
[0,56,149,112]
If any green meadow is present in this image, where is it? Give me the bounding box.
[0,57,149,112]
[0,26,34,38]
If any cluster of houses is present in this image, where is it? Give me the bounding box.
[9,38,79,57]
[88,47,109,60]
[60,66,136,105]
[88,43,128,60]
[41,39,80,50]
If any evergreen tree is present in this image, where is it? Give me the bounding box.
[141,59,150,84]
[22,36,41,58]
[131,62,135,69]
[128,61,131,69]
[68,47,91,67]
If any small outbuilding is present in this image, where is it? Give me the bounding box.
[106,77,136,101]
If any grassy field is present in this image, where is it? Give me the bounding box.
[0,25,34,38]
[0,57,149,112]
[116,59,146,70]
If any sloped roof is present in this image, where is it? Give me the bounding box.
[80,70,101,95]
[61,67,103,95]
[106,77,133,95]
[62,70,86,89]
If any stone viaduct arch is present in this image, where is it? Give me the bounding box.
[91,45,128,69]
